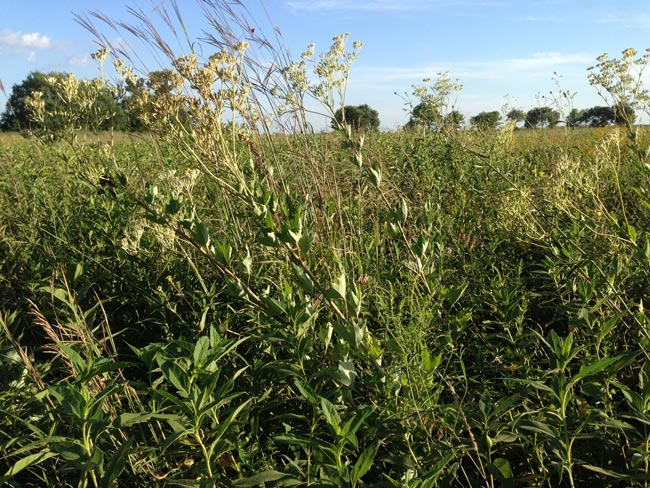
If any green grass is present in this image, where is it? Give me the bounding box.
[1,123,650,487]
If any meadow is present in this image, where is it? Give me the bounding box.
[1,6,650,487]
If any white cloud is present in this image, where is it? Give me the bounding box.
[597,14,650,29]
[353,52,593,85]
[0,28,51,50]
[515,15,563,22]
[66,54,91,66]
[285,0,498,12]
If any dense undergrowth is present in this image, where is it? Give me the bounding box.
[2,1,650,486]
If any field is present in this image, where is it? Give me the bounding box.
[2,9,650,485]
[1,120,650,488]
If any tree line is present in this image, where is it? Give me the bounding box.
[333,102,636,132]
[0,70,637,133]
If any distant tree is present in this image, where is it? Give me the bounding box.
[444,110,465,129]
[404,101,442,131]
[122,76,150,131]
[470,111,501,130]
[0,70,131,132]
[1,71,67,131]
[575,106,613,127]
[613,102,635,126]
[574,103,635,127]
[332,104,380,132]
[566,108,581,128]
[506,108,526,124]
[525,107,560,128]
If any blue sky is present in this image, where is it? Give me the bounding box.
[1,0,649,129]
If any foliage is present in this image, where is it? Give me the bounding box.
[506,108,526,124]
[404,72,463,132]
[470,110,501,130]
[0,70,132,134]
[332,104,380,132]
[573,103,635,127]
[525,106,560,128]
[1,3,650,487]
[444,109,465,129]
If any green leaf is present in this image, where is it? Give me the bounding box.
[160,362,189,398]
[113,412,178,428]
[213,241,232,265]
[194,221,210,247]
[320,397,341,434]
[326,271,347,301]
[292,263,315,294]
[298,233,314,254]
[487,458,514,487]
[193,335,210,367]
[397,197,409,222]
[368,165,381,187]
[338,359,356,388]
[263,296,287,317]
[56,342,87,375]
[627,223,637,242]
[294,380,320,406]
[233,470,300,486]
[570,354,623,386]
[351,442,378,487]
[0,450,58,484]
[100,439,133,488]
[442,283,467,307]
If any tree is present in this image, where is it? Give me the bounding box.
[404,101,441,131]
[525,107,560,128]
[573,103,635,127]
[506,108,526,124]
[470,111,501,130]
[1,71,67,131]
[566,108,581,128]
[444,110,465,129]
[575,106,613,127]
[1,71,132,132]
[613,102,636,125]
[332,104,380,132]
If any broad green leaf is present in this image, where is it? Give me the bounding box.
[442,284,467,308]
[326,271,347,301]
[368,165,381,187]
[0,450,57,484]
[193,335,210,367]
[351,442,378,487]
[294,380,320,406]
[159,362,189,398]
[213,241,232,265]
[487,458,514,487]
[292,263,315,293]
[233,470,299,486]
[113,412,178,428]
[320,397,341,434]
[263,296,286,317]
[99,439,134,488]
[194,221,210,247]
[338,359,356,388]
[570,354,623,386]
[298,233,314,254]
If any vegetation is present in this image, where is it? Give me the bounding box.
[470,111,501,130]
[1,2,650,487]
[0,70,133,133]
[332,104,380,132]
[524,106,561,128]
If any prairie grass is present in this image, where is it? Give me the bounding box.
[1,1,650,487]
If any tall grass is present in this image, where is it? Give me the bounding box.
[1,1,650,486]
